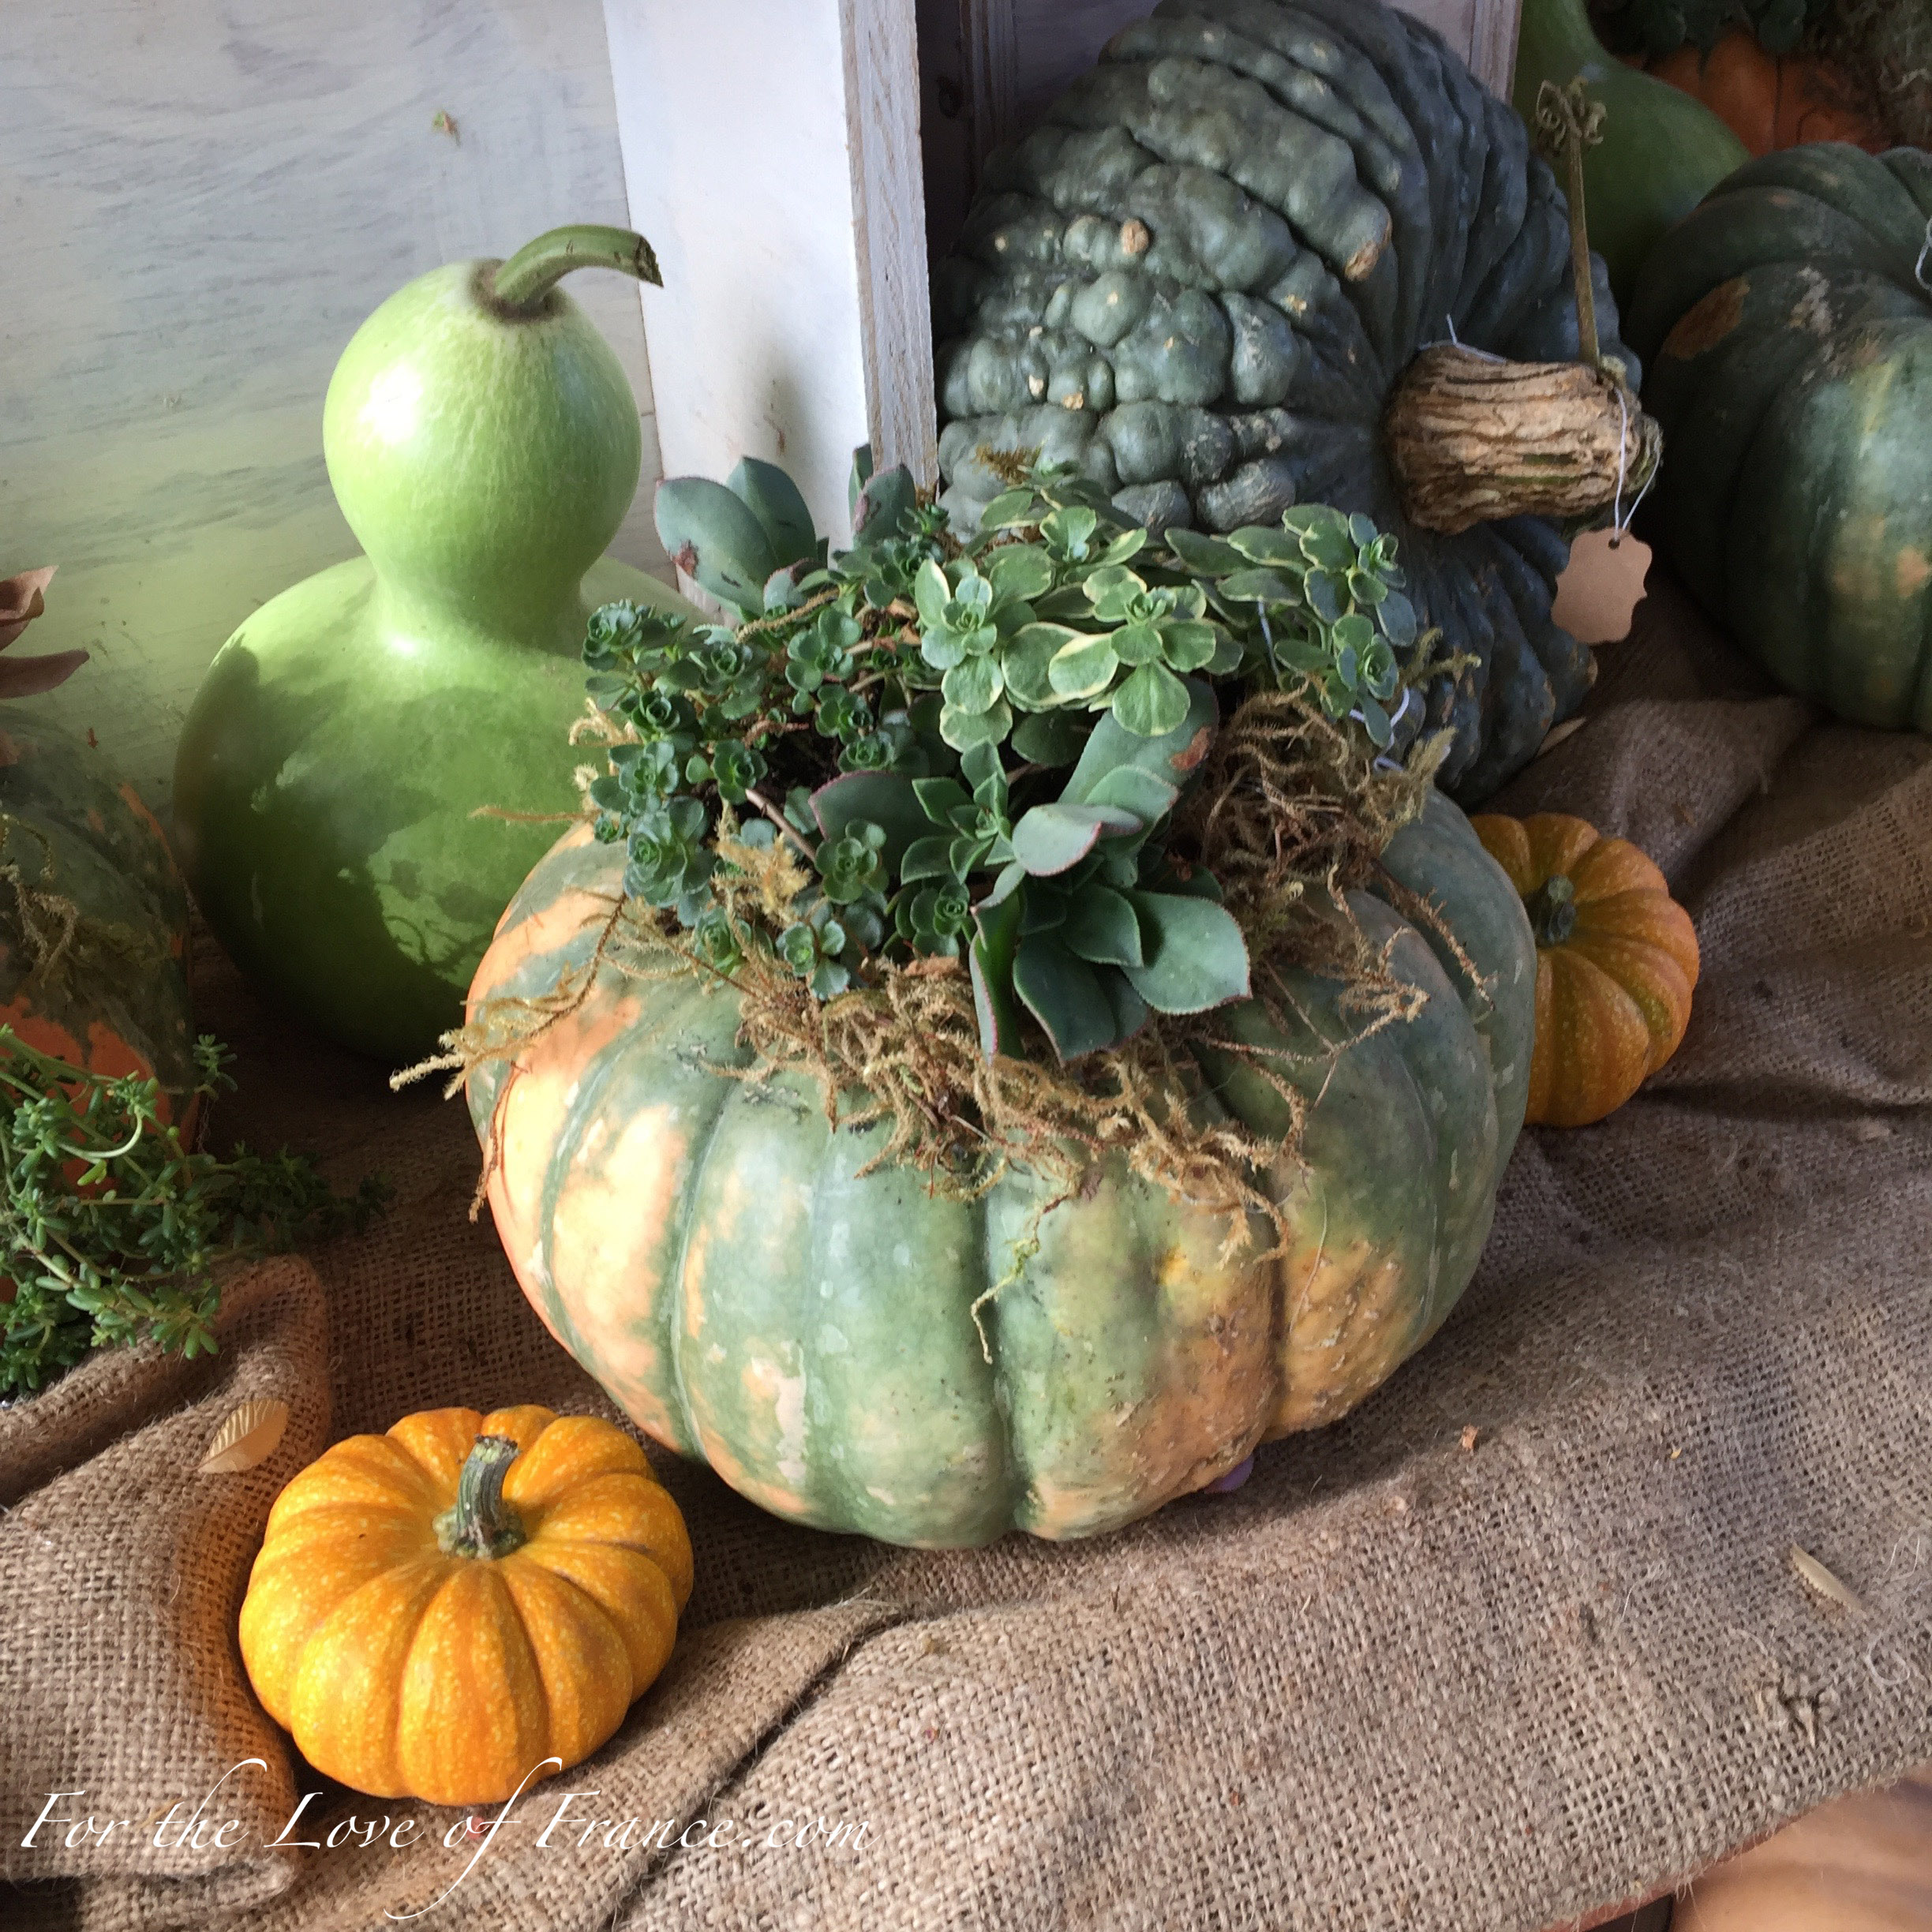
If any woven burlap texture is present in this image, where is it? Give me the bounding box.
[3,572,1929,1932]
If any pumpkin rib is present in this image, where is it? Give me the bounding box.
[263,1435,447,1531]
[395,1564,552,1807]
[286,1558,453,1797]
[1541,949,1657,1125]
[387,1409,492,1494]
[501,1413,649,1511]
[493,1558,633,1764]
[522,1541,682,1688]
[653,991,756,1466]
[1574,888,1702,983]
[1562,933,1695,1067]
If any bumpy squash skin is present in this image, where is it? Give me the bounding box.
[1471,812,1699,1129]
[0,709,194,1111]
[466,793,1533,1548]
[1627,144,1932,731]
[930,0,1646,803]
[238,1405,692,1807]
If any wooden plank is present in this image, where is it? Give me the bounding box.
[604,0,934,543]
[842,0,940,488]
[0,0,666,810]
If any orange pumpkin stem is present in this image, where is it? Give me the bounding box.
[1525,873,1580,945]
[435,1433,528,1559]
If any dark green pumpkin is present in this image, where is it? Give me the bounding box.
[464,790,1533,1547]
[0,711,195,1111]
[930,0,1644,802]
[1627,144,1932,730]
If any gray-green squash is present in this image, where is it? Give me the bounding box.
[930,0,1647,801]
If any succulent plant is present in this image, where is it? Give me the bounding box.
[624,448,1428,1063]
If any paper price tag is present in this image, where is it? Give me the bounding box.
[1552,526,1652,645]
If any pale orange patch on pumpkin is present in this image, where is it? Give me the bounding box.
[470,889,611,1020]
[1020,1187,1279,1539]
[1896,548,1932,599]
[545,1101,694,1444]
[1664,278,1749,361]
[1267,1233,1415,1436]
[481,989,642,1341]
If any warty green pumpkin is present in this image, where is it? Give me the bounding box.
[930,0,1648,803]
[1627,144,1932,730]
[464,788,1533,1548]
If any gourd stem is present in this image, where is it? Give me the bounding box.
[1562,144,1601,371]
[439,1434,528,1559]
[488,225,662,314]
[1533,80,1608,372]
[1526,874,1580,946]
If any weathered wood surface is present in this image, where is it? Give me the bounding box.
[605,0,933,545]
[2,0,667,808]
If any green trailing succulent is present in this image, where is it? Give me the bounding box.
[582,451,1426,1063]
[0,1031,387,1398]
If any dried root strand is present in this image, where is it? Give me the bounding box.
[425,692,1470,1261]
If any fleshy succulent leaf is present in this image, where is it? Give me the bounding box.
[1121,893,1251,1013]
[654,476,779,614]
[1110,661,1192,738]
[1012,935,1121,1061]
[811,771,929,868]
[727,457,819,568]
[1061,677,1217,807]
[970,889,1024,1060]
[1060,883,1144,968]
[1010,802,1141,877]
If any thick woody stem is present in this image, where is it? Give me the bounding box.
[436,1434,528,1558]
[1383,346,1662,535]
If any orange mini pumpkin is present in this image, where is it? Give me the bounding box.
[1470,813,1699,1128]
[238,1406,692,1807]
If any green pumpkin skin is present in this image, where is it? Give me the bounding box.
[1513,0,1750,310]
[1627,145,1932,732]
[173,258,697,1063]
[466,792,1533,1548]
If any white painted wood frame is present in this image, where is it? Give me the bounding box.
[603,0,935,543]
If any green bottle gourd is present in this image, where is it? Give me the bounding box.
[1514,0,1751,307]
[172,226,698,1061]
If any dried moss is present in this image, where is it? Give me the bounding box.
[423,691,1464,1264]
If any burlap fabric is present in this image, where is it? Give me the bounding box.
[4,570,1929,1932]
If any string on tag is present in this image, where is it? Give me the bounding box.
[1608,383,1657,549]
[1419,313,1508,364]
[1915,216,1932,294]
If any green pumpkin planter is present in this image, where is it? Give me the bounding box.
[466,790,1531,1547]
[1626,145,1932,731]
[172,227,699,1061]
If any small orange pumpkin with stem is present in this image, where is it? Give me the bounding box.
[1470,813,1699,1128]
[238,1406,692,1807]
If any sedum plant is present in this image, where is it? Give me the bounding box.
[583,451,1426,1063]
